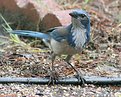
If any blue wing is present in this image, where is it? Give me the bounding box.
[49,26,70,42]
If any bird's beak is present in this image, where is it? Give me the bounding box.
[69,12,78,19]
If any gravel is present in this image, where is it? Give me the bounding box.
[0,84,121,96]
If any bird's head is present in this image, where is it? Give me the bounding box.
[69,9,90,27]
[68,9,90,49]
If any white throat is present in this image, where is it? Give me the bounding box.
[71,23,87,50]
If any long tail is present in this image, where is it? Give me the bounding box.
[11,30,50,40]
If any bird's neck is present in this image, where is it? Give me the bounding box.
[70,19,87,50]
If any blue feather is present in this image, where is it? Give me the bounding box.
[11,30,50,40]
[50,30,68,42]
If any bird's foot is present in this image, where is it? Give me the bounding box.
[66,61,85,85]
[75,72,85,86]
[48,71,59,85]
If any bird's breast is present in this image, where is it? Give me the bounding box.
[50,39,80,55]
[71,27,87,50]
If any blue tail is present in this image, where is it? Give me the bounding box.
[11,30,50,40]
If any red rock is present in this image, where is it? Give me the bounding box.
[41,10,72,30]
[0,0,39,24]
[0,0,72,30]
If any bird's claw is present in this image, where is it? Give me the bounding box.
[48,71,59,85]
[75,72,85,86]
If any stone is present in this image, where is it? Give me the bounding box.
[0,94,17,97]
[0,0,70,31]
[41,10,72,30]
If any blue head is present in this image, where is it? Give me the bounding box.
[69,9,90,27]
[68,9,90,49]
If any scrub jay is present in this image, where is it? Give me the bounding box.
[11,9,90,84]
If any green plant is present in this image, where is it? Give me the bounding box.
[84,0,93,4]
[0,13,25,44]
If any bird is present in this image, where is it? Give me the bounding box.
[11,9,90,84]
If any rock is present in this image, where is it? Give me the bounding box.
[0,0,39,24]
[0,94,17,97]
[41,10,72,30]
[0,0,72,31]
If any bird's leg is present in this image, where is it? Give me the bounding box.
[48,53,58,84]
[65,55,85,85]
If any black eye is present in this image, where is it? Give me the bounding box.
[80,14,85,18]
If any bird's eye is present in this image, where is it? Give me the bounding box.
[80,14,85,18]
